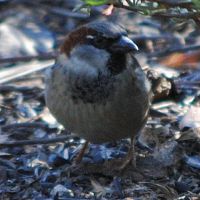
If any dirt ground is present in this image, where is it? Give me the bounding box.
[0,1,200,199]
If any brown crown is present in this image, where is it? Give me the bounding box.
[60,26,96,56]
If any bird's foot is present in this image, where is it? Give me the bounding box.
[118,137,136,170]
[73,141,89,164]
[118,152,136,170]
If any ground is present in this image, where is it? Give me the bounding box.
[0,1,200,199]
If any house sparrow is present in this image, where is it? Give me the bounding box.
[45,21,151,168]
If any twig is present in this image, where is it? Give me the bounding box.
[1,122,49,131]
[153,11,200,19]
[0,52,57,64]
[50,7,89,18]
[23,1,88,19]
[0,60,54,84]
[0,136,69,147]
[146,0,193,8]
[114,3,143,13]
[0,85,42,93]
[113,2,200,20]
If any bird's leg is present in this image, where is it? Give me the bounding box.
[119,136,136,170]
[74,141,89,164]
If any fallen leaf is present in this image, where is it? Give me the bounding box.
[160,51,200,68]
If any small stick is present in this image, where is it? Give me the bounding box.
[0,136,69,147]
[0,60,54,84]
[1,122,49,131]
[0,52,57,64]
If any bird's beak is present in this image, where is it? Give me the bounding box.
[111,36,139,53]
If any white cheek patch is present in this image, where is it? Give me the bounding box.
[67,45,110,73]
[69,56,98,77]
[57,53,95,77]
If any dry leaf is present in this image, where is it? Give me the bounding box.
[160,51,200,68]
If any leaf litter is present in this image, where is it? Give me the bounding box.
[0,1,200,199]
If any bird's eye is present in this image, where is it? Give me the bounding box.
[95,37,106,45]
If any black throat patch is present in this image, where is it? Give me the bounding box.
[107,53,126,75]
[70,71,116,104]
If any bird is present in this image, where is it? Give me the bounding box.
[45,21,151,169]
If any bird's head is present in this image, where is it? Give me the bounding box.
[59,21,139,74]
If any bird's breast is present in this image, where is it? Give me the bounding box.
[68,72,116,104]
[45,61,151,143]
